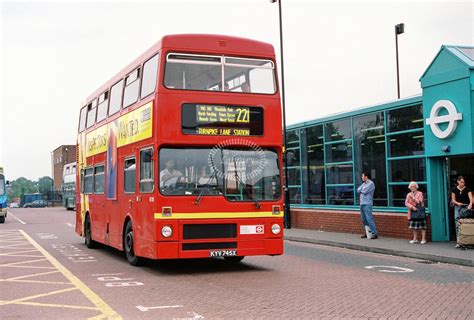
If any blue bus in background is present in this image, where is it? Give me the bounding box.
[0,167,7,223]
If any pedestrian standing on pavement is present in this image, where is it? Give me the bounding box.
[451,176,473,247]
[357,171,378,239]
[405,181,427,244]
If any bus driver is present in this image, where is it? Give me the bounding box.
[160,159,183,188]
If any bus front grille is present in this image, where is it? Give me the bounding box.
[183,224,237,240]
[182,242,237,251]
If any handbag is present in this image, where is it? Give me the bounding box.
[411,205,426,220]
[459,207,474,219]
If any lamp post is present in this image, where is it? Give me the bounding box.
[270,0,290,229]
[395,23,404,99]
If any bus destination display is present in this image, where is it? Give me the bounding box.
[182,104,263,136]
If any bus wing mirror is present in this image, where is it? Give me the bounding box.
[6,180,10,186]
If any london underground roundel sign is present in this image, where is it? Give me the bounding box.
[425,100,463,139]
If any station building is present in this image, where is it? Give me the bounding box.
[286,45,474,242]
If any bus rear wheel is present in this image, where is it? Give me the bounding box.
[84,215,97,249]
[224,256,245,263]
[124,221,143,266]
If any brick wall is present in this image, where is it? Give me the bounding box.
[290,208,431,241]
[52,145,77,191]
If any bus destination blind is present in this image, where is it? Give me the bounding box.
[182,104,263,136]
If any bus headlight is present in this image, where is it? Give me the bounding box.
[161,226,172,238]
[271,224,281,235]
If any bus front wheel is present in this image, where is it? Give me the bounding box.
[0,216,5,223]
[124,221,143,266]
[84,215,97,249]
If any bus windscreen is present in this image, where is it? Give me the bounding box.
[164,54,276,94]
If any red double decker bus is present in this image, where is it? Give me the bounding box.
[76,34,284,265]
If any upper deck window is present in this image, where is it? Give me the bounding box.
[96,91,109,122]
[141,54,159,98]
[123,68,140,108]
[109,80,124,116]
[86,100,97,129]
[79,106,87,132]
[164,53,276,94]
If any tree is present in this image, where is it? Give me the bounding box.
[38,176,53,194]
[7,177,38,203]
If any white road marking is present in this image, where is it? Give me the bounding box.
[136,305,184,312]
[91,273,124,276]
[66,223,74,227]
[8,212,26,224]
[188,311,205,319]
[365,265,414,273]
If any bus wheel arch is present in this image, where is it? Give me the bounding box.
[123,218,143,266]
[84,212,97,249]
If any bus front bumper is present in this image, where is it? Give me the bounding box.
[0,208,7,218]
[155,238,283,259]
[154,218,284,259]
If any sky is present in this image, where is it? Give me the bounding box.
[1,0,473,180]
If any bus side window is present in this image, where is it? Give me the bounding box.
[78,106,87,132]
[86,100,97,128]
[80,169,84,193]
[96,91,109,122]
[109,80,124,116]
[84,168,94,194]
[141,54,159,98]
[94,165,105,194]
[124,158,136,193]
[123,68,140,108]
[140,148,154,193]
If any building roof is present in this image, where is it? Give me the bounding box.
[288,45,473,130]
[420,45,474,82]
[287,94,422,130]
[444,45,474,67]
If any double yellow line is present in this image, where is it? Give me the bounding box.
[18,230,122,320]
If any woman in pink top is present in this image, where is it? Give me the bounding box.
[405,181,427,244]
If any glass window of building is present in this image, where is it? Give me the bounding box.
[389,158,426,183]
[326,164,353,184]
[386,104,426,208]
[388,132,425,157]
[324,119,351,142]
[390,184,428,208]
[387,105,423,132]
[286,129,301,204]
[327,186,354,205]
[124,158,136,193]
[305,125,325,204]
[325,141,352,163]
[353,112,387,206]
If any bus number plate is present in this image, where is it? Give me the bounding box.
[209,250,237,257]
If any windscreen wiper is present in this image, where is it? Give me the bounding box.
[232,157,261,209]
[194,169,219,205]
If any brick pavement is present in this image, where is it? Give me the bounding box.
[2,208,472,319]
[285,228,474,267]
